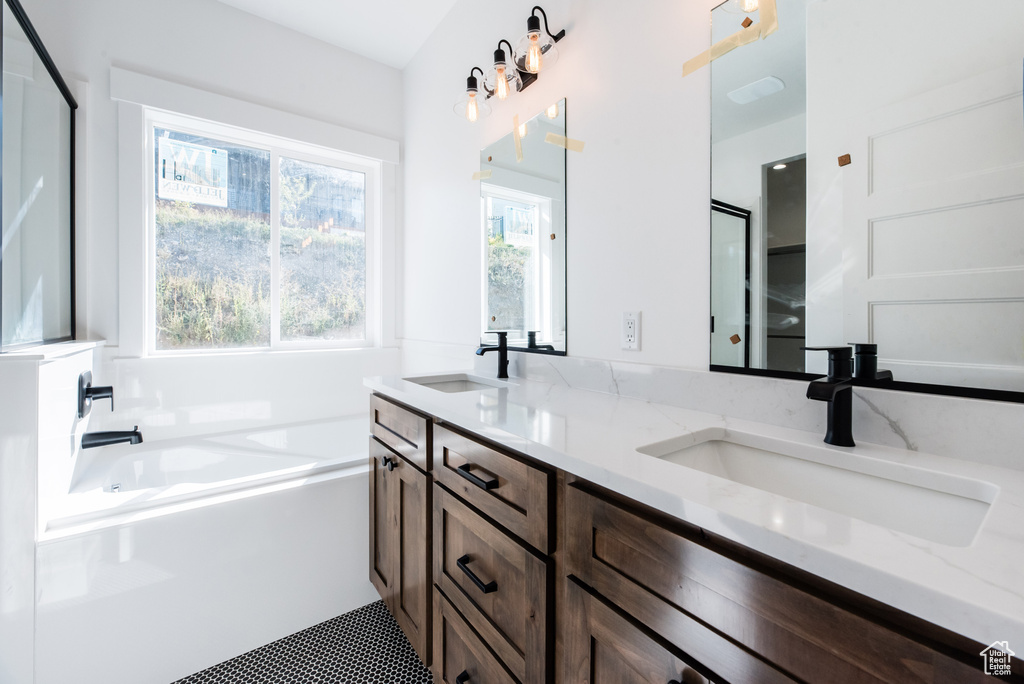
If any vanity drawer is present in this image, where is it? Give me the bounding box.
[565,483,991,684]
[434,423,552,553]
[565,576,744,684]
[434,484,550,684]
[432,587,518,684]
[370,394,431,471]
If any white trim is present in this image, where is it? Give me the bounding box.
[109,67,399,164]
[118,101,148,357]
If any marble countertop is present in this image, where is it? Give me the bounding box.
[365,372,1024,647]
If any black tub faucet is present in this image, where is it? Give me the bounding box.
[82,426,144,450]
[803,346,856,447]
[476,331,509,379]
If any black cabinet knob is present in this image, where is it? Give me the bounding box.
[455,671,470,684]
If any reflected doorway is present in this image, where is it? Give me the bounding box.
[710,201,750,367]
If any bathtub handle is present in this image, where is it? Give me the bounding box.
[380,455,396,472]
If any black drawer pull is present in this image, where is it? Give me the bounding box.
[456,671,470,684]
[457,554,497,594]
[380,455,396,472]
[456,463,498,490]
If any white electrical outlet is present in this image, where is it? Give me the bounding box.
[621,311,641,350]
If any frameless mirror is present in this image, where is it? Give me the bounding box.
[1,0,76,350]
[709,0,1024,396]
[480,99,567,355]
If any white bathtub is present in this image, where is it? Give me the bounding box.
[34,412,379,684]
[44,415,369,536]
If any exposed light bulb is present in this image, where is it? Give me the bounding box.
[740,0,758,12]
[495,65,510,100]
[466,93,479,123]
[546,103,559,119]
[526,33,543,73]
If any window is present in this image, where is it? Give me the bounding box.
[147,113,379,352]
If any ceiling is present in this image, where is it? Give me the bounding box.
[710,0,808,143]
[214,0,461,69]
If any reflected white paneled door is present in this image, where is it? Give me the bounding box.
[843,62,1024,390]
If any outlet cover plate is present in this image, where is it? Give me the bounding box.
[622,311,641,351]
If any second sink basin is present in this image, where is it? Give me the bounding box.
[404,373,510,393]
[637,429,998,547]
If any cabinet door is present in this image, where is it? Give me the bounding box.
[392,445,432,666]
[564,577,717,684]
[369,436,432,666]
[368,437,396,611]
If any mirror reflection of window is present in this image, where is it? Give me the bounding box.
[482,188,549,336]
[479,99,567,354]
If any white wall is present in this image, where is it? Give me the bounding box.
[402,0,715,368]
[0,360,38,684]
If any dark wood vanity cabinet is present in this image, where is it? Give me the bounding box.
[369,393,1010,683]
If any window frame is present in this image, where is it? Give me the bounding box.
[144,110,382,355]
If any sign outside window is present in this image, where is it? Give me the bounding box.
[504,205,535,247]
[158,138,229,207]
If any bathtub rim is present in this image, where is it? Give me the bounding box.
[40,459,369,543]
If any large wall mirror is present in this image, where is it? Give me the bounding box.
[480,99,567,355]
[1,0,77,350]
[710,0,1024,398]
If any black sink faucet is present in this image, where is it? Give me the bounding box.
[803,346,856,447]
[82,426,144,449]
[476,331,509,379]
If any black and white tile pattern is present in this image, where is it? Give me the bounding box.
[173,600,432,684]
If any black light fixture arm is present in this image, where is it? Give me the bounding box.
[466,66,484,89]
[531,6,565,42]
[497,39,514,61]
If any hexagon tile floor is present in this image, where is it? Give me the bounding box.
[172,600,432,684]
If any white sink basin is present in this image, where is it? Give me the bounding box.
[403,373,511,393]
[637,429,998,547]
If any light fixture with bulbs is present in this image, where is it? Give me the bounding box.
[514,6,564,74]
[454,6,565,121]
[484,40,523,101]
[454,67,492,123]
